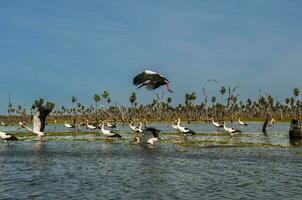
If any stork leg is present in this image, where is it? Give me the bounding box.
[5,140,9,146]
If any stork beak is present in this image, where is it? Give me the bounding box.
[165,84,173,93]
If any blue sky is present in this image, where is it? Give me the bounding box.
[0,0,301,112]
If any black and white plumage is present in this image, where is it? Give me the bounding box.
[131,127,161,145]
[223,123,241,136]
[238,118,248,126]
[133,70,173,93]
[86,120,97,130]
[65,123,75,128]
[129,122,143,133]
[101,123,122,141]
[171,121,178,131]
[106,122,118,130]
[19,106,52,140]
[1,122,8,126]
[65,118,76,128]
[0,131,18,145]
[176,118,195,135]
[212,118,223,128]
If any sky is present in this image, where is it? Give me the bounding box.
[0,0,301,112]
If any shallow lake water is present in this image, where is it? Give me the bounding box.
[1,141,302,199]
[1,122,302,199]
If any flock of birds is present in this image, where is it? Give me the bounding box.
[0,108,250,146]
[0,69,274,146]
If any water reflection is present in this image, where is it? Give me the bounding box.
[33,141,45,153]
[289,138,302,147]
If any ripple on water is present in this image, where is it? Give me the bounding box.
[0,141,302,199]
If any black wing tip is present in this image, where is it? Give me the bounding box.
[9,135,18,140]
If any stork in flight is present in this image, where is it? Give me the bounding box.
[133,70,173,93]
[0,131,18,146]
[131,127,161,145]
[223,122,241,136]
[238,118,248,126]
[19,105,53,140]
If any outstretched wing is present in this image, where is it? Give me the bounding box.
[144,127,161,138]
[33,106,52,132]
[133,70,168,90]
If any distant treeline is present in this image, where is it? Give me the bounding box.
[0,88,301,125]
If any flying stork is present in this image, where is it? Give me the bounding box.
[131,127,161,145]
[19,105,53,140]
[133,70,173,93]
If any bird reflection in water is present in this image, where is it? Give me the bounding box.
[33,141,45,153]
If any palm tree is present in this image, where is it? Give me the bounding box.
[293,88,300,99]
[129,92,137,106]
[211,96,216,104]
[102,91,109,108]
[71,97,77,114]
[220,86,226,104]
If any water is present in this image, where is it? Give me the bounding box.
[1,142,302,199]
[1,122,302,199]
[0,121,291,134]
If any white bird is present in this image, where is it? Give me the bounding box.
[223,123,241,136]
[268,118,276,127]
[19,105,52,140]
[133,70,173,93]
[176,118,195,135]
[86,120,97,130]
[171,121,178,130]
[0,131,18,145]
[238,118,248,126]
[131,127,161,145]
[64,123,74,128]
[212,118,223,129]
[129,121,143,133]
[101,123,122,142]
[1,122,8,126]
[106,122,119,130]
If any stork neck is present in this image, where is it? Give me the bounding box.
[23,125,33,132]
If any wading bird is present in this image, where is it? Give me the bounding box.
[170,121,178,131]
[100,123,122,142]
[238,118,248,126]
[212,117,223,129]
[0,131,18,146]
[64,123,75,128]
[176,118,195,135]
[19,105,53,140]
[129,121,143,134]
[223,123,241,136]
[1,122,8,126]
[133,70,173,93]
[86,120,97,130]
